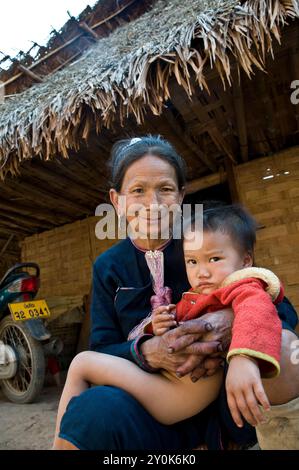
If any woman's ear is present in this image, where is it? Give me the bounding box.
[179,187,185,206]
[243,252,253,268]
[109,189,120,215]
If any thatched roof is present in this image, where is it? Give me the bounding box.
[0,0,298,177]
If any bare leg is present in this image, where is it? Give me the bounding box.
[52,352,92,449]
[52,351,222,449]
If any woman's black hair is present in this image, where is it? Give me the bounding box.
[187,202,258,255]
[108,135,187,191]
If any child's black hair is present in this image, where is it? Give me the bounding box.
[187,202,258,256]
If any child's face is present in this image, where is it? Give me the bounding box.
[184,229,253,295]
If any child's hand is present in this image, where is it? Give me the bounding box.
[152,304,177,336]
[226,355,271,428]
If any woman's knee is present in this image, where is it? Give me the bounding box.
[279,330,299,375]
[59,386,148,449]
[263,329,299,404]
[52,437,79,450]
[281,329,298,357]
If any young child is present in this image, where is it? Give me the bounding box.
[53,204,283,447]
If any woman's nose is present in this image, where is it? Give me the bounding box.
[146,190,160,207]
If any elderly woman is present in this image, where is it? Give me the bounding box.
[54,135,298,450]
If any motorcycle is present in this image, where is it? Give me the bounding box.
[0,262,61,403]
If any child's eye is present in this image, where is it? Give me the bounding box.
[209,257,221,263]
[186,259,197,265]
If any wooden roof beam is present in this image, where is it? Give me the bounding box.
[0,210,54,231]
[169,81,237,164]
[190,94,238,164]
[0,217,33,235]
[185,171,227,194]
[0,196,70,227]
[26,163,105,203]
[232,71,248,162]
[79,21,99,40]
[0,187,72,224]
[53,159,107,198]
[208,125,237,164]
[163,107,217,173]
[3,178,91,216]
[17,64,43,83]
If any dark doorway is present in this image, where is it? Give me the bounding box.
[183,181,231,207]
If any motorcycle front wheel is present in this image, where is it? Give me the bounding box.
[0,316,45,403]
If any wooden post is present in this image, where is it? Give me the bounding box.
[225,157,239,202]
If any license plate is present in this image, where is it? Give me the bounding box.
[8,300,51,321]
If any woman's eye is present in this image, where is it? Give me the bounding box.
[160,187,173,192]
[132,188,143,193]
[209,257,221,263]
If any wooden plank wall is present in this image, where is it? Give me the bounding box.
[235,146,299,316]
[21,217,116,298]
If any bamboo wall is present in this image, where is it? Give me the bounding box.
[235,146,299,315]
[21,217,116,298]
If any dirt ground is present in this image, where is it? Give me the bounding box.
[0,384,61,450]
[0,382,260,450]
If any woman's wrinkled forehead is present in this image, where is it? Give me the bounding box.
[120,154,178,189]
[109,136,187,192]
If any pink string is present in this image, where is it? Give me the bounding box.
[127,250,172,340]
[145,250,172,309]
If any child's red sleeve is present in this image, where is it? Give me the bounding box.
[217,279,283,377]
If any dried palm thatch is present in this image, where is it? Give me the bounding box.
[0,0,298,178]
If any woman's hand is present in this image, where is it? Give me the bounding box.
[140,317,221,374]
[167,309,234,380]
[226,355,271,427]
[152,304,177,336]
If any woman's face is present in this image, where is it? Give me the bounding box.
[110,154,184,241]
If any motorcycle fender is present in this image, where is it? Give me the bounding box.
[23,318,51,341]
